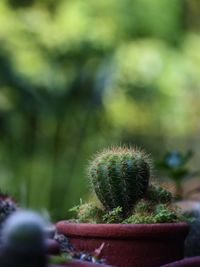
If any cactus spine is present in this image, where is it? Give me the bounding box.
[88,147,151,215]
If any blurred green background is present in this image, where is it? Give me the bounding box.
[0,0,200,219]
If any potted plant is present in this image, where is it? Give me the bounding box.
[56,146,189,267]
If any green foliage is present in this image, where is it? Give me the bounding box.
[102,207,123,223]
[50,254,71,265]
[153,204,179,223]
[69,202,104,223]
[71,200,185,224]
[134,199,153,214]
[88,147,151,215]
[123,214,155,224]
[70,184,185,223]
[123,204,181,224]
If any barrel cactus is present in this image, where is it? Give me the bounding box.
[88,147,151,215]
[0,211,47,267]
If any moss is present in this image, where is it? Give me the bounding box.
[134,199,153,214]
[69,202,104,223]
[123,204,181,224]
[153,204,179,223]
[70,203,124,223]
[70,185,185,224]
[123,214,155,224]
[102,207,123,223]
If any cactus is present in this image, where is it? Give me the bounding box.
[146,185,172,204]
[0,210,47,267]
[70,147,185,224]
[88,146,151,215]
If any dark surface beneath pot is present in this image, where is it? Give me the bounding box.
[160,256,200,267]
[51,259,113,266]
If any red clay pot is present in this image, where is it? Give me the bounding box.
[161,256,200,267]
[56,222,189,267]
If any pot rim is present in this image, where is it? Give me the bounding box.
[56,221,189,239]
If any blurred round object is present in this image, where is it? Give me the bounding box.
[0,210,47,267]
[176,200,200,257]
[1,210,46,251]
[176,200,200,214]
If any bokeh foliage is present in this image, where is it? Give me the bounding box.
[0,0,200,219]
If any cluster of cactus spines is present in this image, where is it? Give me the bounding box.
[88,146,151,215]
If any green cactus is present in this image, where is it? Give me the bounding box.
[0,211,47,267]
[146,185,172,204]
[88,146,151,215]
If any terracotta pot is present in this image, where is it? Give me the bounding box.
[56,222,189,267]
[160,256,200,267]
